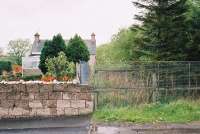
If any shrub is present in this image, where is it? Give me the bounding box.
[39,34,67,74]
[66,34,90,63]
[22,75,42,81]
[0,61,12,75]
[45,51,75,80]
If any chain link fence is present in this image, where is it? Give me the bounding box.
[91,62,200,108]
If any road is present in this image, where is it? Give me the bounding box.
[0,116,91,134]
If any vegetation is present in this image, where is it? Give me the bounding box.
[39,34,67,74]
[93,100,200,123]
[66,34,90,63]
[97,0,200,64]
[7,39,31,65]
[133,0,200,61]
[0,61,12,75]
[45,52,75,80]
[0,56,17,64]
[22,75,42,81]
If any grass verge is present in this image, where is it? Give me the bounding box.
[92,100,200,123]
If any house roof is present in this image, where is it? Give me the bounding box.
[30,39,96,56]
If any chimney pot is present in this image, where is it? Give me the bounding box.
[91,33,96,42]
[34,33,40,42]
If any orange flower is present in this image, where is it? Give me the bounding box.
[41,75,55,82]
[12,65,22,74]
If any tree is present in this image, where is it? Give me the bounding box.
[133,0,190,61]
[8,39,31,65]
[184,0,200,60]
[66,34,90,63]
[39,34,67,74]
[45,52,75,79]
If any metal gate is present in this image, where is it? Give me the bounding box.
[80,61,89,85]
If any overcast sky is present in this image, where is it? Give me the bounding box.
[0,0,138,49]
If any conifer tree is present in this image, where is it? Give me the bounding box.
[133,0,189,60]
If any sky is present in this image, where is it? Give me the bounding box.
[0,0,138,50]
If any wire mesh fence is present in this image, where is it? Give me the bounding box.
[91,61,200,108]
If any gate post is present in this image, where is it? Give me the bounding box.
[152,73,158,103]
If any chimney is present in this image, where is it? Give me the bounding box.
[34,33,40,42]
[91,33,96,42]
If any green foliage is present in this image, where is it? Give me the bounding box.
[39,34,67,74]
[66,34,90,63]
[93,100,200,123]
[0,61,12,75]
[45,52,75,79]
[96,29,142,65]
[132,0,200,61]
[8,39,31,65]
[22,75,42,81]
[0,56,17,64]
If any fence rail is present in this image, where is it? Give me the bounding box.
[91,62,200,107]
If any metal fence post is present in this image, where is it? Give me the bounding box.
[152,73,158,103]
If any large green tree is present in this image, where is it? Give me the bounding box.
[39,34,67,74]
[66,34,90,63]
[133,0,190,61]
[185,0,200,61]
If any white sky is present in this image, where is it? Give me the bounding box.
[0,0,138,49]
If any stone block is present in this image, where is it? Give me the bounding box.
[6,92,21,100]
[12,84,26,92]
[57,108,65,115]
[71,100,86,108]
[29,108,37,116]
[63,84,80,92]
[79,108,93,115]
[57,100,70,108]
[39,84,53,92]
[29,100,43,108]
[49,92,62,100]
[62,92,76,100]
[15,100,29,109]
[9,108,29,116]
[0,84,8,92]
[86,101,94,109]
[0,108,8,116]
[26,83,39,93]
[0,100,15,108]
[21,92,29,100]
[47,100,57,108]
[36,108,50,116]
[0,84,13,92]
[29,93,35,100]
[64,108,79,116]
[77,93,92,101]
[49,108,57,116]
[54,84,64,91]
[34,92,49,100]
[0,92,6,99]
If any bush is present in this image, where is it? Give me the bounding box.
[22,75,42,81]
[45,51,75,80]
[0,61,12,75]
[39,34,67,74]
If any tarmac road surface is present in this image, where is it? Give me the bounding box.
[0,116,91,134]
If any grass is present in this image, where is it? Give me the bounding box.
[92,100,200,123]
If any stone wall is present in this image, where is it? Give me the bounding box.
[0,83,93,119]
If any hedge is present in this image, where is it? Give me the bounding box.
[0,61,12,75]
